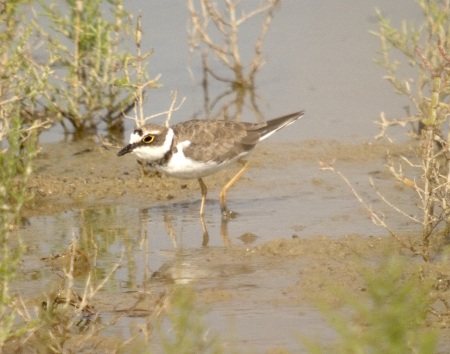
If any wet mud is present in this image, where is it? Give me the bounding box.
[16,137,450,352]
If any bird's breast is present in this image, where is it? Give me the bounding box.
[158,144,215,179]
[156,140,240,179]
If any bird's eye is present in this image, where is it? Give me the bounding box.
[143,135,154,144]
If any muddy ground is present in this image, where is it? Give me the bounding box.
[15,137,450,352]
[24,137,411,214]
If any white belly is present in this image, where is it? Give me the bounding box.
[158,152,236,179]
[157,141,242,179]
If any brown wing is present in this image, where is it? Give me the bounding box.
[172,120,260,163]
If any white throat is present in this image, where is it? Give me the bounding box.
[131,128,174,161]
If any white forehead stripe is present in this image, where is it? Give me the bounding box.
[129,131,142,144]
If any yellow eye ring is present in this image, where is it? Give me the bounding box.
[143,135,154,144]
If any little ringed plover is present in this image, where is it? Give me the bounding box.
[117,111,304,217]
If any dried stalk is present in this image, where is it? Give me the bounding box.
[319,162,420,255]
[187,0,279,120]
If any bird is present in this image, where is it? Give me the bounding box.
[117,111,304,218]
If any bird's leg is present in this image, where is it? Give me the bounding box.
[220,160,249,219]
[198,177,208,217]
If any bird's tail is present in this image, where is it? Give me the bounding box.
[254,111,305,141]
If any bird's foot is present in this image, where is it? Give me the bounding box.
[221,207,238,221]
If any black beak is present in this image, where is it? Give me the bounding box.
[117,144,134,157]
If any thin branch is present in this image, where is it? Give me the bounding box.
[438,37,450,63]
[369,178,421,223]
[415,46,439,77]
[320,161,420,255]
[164,91,187,127]
[135,92,186,126]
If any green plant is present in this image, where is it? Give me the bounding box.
[370,0,450,261]
[372,1,450,131]
[0,115,41,349]
[0,0,51,131]
[303,257,437,354]
[160,286,223,354]
[0,113,45,349]
[0,1,51,348]
[38,0,145,137]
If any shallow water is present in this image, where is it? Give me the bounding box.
[19,139,422,352]
[40,1,422,144]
